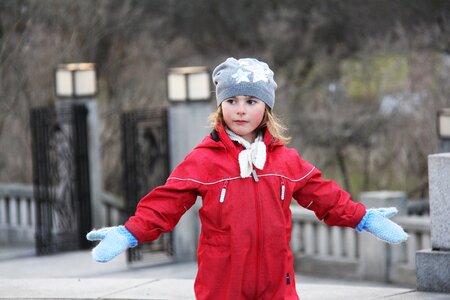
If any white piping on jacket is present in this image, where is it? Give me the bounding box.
[167,176,241,185]
[167,167,316,186]
[258,167,316,182]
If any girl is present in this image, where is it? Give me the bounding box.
[87,57,407,300]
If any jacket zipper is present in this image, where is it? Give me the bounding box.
[219,180,228,203]
[254,179,262,298]
[280,180,285,201]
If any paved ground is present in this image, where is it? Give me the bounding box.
[0,246,447,299]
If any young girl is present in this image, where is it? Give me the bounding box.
[87,57,407,300]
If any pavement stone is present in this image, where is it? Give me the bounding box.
[1,278,448,300]
[0,278,156,299]
[0,248,448,299]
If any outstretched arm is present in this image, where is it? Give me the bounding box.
[86,153,202,262]
[292,157,407,244]
[86,181,197,263]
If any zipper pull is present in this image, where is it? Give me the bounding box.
[219,181,228,203]
[286,273,291,285]
[281,182,285,201]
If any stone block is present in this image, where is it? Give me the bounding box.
[428,153,450,250]
[416,249,450,293]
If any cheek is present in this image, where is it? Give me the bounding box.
[221,108,233,124]
[251,108,266,123]
[222,108,231,119]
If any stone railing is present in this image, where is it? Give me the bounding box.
[0,183,431,286]
[0,183,35,245]
[291,205,430,285]
[0,184,126,245]
[291,206,360,279]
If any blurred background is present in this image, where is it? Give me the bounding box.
[1,0,449,200]
[1,0,450,289]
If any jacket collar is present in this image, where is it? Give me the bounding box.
[207,125,282,158]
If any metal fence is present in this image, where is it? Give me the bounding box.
[121,108,173,265]
[30,104,91,255]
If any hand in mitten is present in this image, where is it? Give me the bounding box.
[86,226,138,262]
[355,207,408,244]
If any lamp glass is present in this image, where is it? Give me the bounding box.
[56,69,73,97]
[167,73,187,101]
[187,72,210,100]
[439,114,450,139]
[74,69,97,96]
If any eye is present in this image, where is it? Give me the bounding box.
[247,98,259,105]
[225,98,236,104]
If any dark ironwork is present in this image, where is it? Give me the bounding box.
[121,107,173,265]
[30,103,91,255]
[72,105,92,249]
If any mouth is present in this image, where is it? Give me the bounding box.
[234,120,248,125]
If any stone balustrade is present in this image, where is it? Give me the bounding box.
[0,184,35,245]
[0,183,431,285]
[291,206,361,280]
[291,205,431,285]
[0,185,125,245]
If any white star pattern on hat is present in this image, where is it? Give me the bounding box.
[238,59,252,67]
[235,59,270,83]
[232,69,251,83]
[251,68,270,82]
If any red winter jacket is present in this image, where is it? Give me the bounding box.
[125,126,366,300]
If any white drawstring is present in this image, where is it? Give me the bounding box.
[226,128,266,178]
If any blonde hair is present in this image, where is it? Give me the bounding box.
[208,106,291,144]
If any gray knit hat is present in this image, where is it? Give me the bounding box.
[212,57,277,109]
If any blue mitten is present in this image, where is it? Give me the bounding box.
[86,226,138,262]
[355,207,408,244]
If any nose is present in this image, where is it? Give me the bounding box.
[236,102,246,115]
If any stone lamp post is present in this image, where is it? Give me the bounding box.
[166,66,213,261]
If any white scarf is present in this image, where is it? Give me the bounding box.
[226,128,266,178]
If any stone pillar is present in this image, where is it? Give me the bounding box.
[78,98,104,229]
[416,153,450,293]
[168,101,213,261]
[358,191,407,282]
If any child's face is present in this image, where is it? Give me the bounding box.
[221,95,266,143]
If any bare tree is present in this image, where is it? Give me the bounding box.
[0,0,449,199]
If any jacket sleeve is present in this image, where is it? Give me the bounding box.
[292,156,366,228]
[124,154,201,244]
